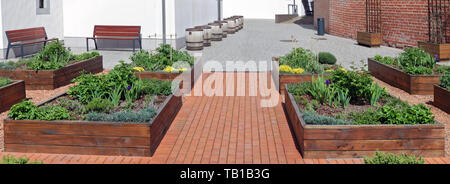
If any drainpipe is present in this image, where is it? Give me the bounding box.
[162,0,166,44]
[218,0,222,21]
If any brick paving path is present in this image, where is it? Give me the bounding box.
[1,72,450,164]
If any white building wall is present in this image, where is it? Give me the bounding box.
[223,0,306,19]
[0,0,64,57]
[174,0,218,48]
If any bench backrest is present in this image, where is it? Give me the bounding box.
[5,27,48,43]
[93,25,141,38]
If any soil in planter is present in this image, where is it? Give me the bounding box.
[294,94,388,121]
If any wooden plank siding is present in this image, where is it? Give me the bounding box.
[368,58,441,95]
[0,80,26,112]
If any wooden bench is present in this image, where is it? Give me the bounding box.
[87,25,142,52]
[5,27,58,59]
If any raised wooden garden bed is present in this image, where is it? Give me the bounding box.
[135,67,195,89]
[433,85,450,114]
[0,56,103,90]
[368,58,441,95]
[357,32,382,47]
[419,41,450,61]
[284,86,445,159]
[0,80,26,113]
[3,90,182,157]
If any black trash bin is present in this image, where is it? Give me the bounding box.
[317,18,325,36]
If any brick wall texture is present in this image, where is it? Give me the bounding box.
[325,0,429,48]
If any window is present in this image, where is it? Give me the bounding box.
[36,0,50,15]
[39,0,45,9]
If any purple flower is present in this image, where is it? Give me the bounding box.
[127,86,132,90]
[434,54,439,63]
[326,80,331,86]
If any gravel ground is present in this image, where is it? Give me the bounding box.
[373,78,450,156]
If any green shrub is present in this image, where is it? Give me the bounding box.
[439,72,450,90]
[0,77,12,87]
[348,109,382,125]
[302,111,351,125]
[70,51,100,61]
[318,52,337,65]
[86,98,113,113]
[329,69,378,103]
[436,65,450,74]
[398,47,435,75]
[378,104,435,125]
[279,48,324,74]
[130,44,194,71]
[27,41,72,71]
[1,155,43,164]
[287,82,312,96]
[86,106,157,123]
[402,66,433,75]
[142,79,173,95]
[68,62,135,104]
[364,151,425,164]
[8,101,70,121]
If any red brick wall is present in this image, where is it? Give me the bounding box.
[327,0,429,48]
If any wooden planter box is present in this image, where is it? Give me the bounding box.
[368,58,441,95]
[419,41,450,61]
[135,67,195,89]
[0,56,103,90]
[3,90,182,157]
[433,85,450,114]
[284,87,445,159]
[0,80,26,113]
[357,32,382,47]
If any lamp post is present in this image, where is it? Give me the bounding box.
[162,0,166,44]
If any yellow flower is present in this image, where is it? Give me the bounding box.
[339,68,348,73]
[164,66,174,73]
[291,68,305,74]
[133,67,145,72]
[326,69,335,73]
[280,65,293,73]
[178,68,187,72]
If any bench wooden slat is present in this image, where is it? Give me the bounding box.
[93,32,141,37]
[4,27,57,59]
[6,27,46,34]
[9,35,48,43]
[87,25,142,52]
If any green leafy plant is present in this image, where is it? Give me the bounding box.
[86,98,113,113]
[439,72,450,90]
[0,77,12,87]
[336,89,351,108]
[373,55,396,65]
[348,109,382,125]
[8,101,70,121]
[1,155,43,164]
[378,104,435,125]
[369,83,385,106]
[279,48,324,74]
[364,151,425,164]
[329,69,375,103]
[318,52,337,65]
[109,87,123,107]
[287,82,312,96]
[308,75,330,104]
